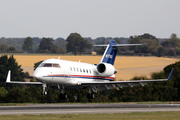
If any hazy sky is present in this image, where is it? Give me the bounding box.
[0,0,180,39]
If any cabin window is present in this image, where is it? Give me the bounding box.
[74,67,75,71]
[70,67,72,71]
[86,69,88,73]
[77,68,78,72]
[89,69,91,73]
[80,68,82,72]
[83,69,85,72]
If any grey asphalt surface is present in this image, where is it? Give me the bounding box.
[0,103,180,115]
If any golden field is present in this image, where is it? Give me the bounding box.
[12,55,178,81]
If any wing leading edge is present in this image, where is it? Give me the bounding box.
[76,68,174,88]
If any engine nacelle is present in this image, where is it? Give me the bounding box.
[96,63,116,76]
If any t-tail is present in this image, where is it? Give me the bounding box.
[95,39,146,65]
[100,40,118,65]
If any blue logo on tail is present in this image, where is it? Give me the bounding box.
[101,39,118,65]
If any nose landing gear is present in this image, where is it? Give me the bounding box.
[42,83,48,95]
[41,84,68,100]
[42,91,47,95]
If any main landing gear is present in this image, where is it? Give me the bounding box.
[87,93,95,99]
[87,88,95,99]
[60,89,68,99]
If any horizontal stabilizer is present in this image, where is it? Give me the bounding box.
[97,39,146,65]
[94,43,146,47]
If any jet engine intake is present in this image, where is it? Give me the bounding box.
[96,63,115,76]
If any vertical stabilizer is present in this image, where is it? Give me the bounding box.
[100,39,118,65]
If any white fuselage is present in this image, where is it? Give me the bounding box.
[33,59,115,87]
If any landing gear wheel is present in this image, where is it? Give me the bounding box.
[91,93,95,99]
[87,93,95,99]
[60,93,64,99]
[42,91,47,95]
[64,93,68,99]
[87,93,91,99]
[60,93,68,99]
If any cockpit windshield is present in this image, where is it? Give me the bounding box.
[40,63,60,68]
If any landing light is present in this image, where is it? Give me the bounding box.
[77,83,81,85]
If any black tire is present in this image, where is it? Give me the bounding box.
[87,93,91,99]
[42,91,47,95]
[91,93,95,99]
[64,93,68,99]
[60,93,64,99]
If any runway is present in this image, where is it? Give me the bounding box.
[0,103,180,115]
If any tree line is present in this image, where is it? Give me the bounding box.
[0,44,16,53]
[0,33,180,56]
[19,33,180,56]
[128,33,180,57]
[0,55,179,103]
[22,33,92,55]
[21,33,180,57]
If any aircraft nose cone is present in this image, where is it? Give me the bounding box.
[33,70,41,80]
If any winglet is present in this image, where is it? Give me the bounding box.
[6,70,11,83]
[167,68,174,81]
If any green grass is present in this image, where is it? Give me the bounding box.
[0,103,28,106]
[0,112,180,120]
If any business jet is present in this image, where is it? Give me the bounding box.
[6,39,174,99]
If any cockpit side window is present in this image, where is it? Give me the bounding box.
[43,63,52,67]
[39,63,45,67]
[41,63,60,68]
[53,64,60,68]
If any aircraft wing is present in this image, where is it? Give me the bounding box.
[76,68,174,88]
[6,70,43,85]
